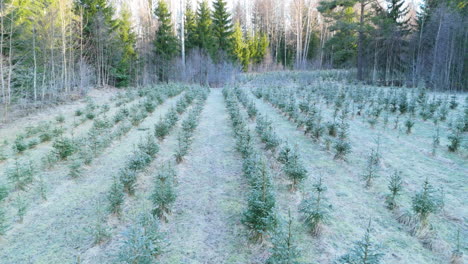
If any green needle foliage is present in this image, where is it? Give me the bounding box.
[266,210,302,264]
[282,147,308,190]
[299,177,330,236]
[119,167,138,196]
[154,0,179,82]
[107,177,124,216]
[242,160,276,242]
[362,148,380,188]
[412,178,443,227]
[6,159,35,191]
[0,207,7,236]
[336,220,384,264]
[52,137,76,160]
[385,170,403,210]
[151,163,176,222]
[118,212,166,263]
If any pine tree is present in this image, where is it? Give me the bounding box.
[154,0,179,82]
[336,220,384,264]
[211,0,233,57]
[195,0,215,56]
[266,210,302,264]
[299,177,330,236]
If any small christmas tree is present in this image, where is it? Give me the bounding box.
[299,176,330,236]
[362,148,380,188]
[385,170,403,210]
[151,163,176,222]
[107,177,124,216]
[118,212,165,263]
[119,168,137,196]
[242,161,276,242]
[412,178,443,227]
[283,147,308,190]
[336,220,384,264]
[266,210,302,264]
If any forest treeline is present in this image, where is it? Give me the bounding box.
[0,0,467,112]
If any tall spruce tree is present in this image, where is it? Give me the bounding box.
[195,0,215,56]
[154,0,178,82]
[184,1,197,52]
[211,0,233,57]
[114,6,137,87]
[74,0,117,86]
[231,22,250,71]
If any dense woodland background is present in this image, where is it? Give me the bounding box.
[0,0,466,115]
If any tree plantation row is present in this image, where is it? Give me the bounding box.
[0,71,467,262]
[2,0,467,122]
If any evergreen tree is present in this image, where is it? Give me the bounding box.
[242,161,276,242]
[266,210,302,264]
[211,0,233,57]
[299,176,330,236]
[154,0,179,82]
[195,0,215,56]
[412,178,443,226]
[385,170,403,210]
[0,207,7,236]
[74,0,118,86]
[151,163,176,222]
[282,147,308,190]
[184,1,197,52]
[114,6,137,87]
[318,1,358,68]
[231,23,250,71]
[118,212,165,263]
[107,177,124,216]
[336,220,384,264]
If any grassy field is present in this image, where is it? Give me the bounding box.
[0,71,466,264]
